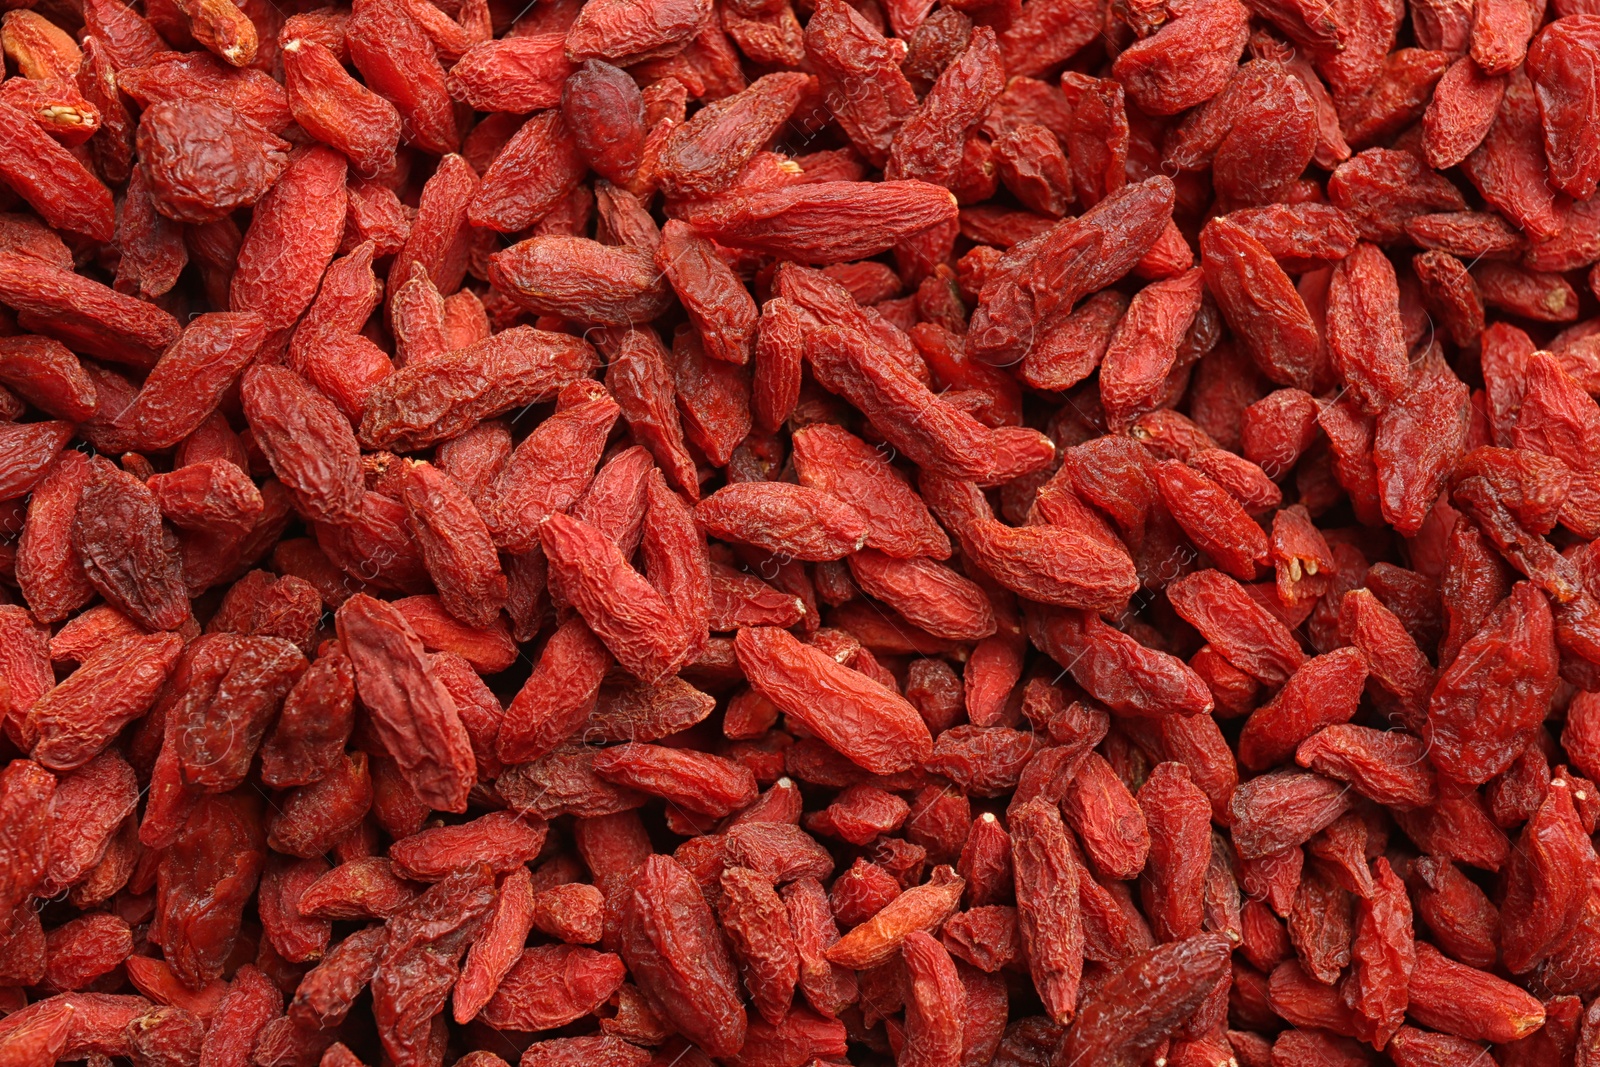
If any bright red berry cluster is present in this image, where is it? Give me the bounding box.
[1,0,1600,1064]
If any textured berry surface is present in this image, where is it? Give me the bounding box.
[3,0,1600,1064]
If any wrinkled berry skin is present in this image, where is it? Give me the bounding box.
[561,60,646,183]
[4,1,1600,1064]
[136,101,290,224]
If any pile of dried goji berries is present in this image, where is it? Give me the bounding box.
[2,0,1600,1061]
